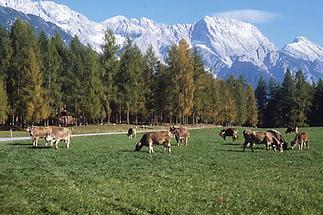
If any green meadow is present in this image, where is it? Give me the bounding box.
[0,127,322,214]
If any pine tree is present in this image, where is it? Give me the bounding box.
[8,19,48,125]
[84,48,105,123]
[143,45,158,124]
[115,38,144,124]
[192,49,207,124]
[255,77,267,127]
[38,32,63,123]
[101,29,119,123]
[245,85,258,127]
[0,27,12,79]
[0,79,8,124]
[310,79,323,126]
[167,39,195,123]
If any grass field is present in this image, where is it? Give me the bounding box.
[0,127,322,214]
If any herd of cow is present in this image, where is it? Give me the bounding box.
[25,124,309,153]
[218,126,309,152]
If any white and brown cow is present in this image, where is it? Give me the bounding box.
[169,126,189,146]
[291,132,309,150]
[285,126,299,134]
[45,127,71,149]
[218,127,238,144]
[127,127,137,139]
[242,129,283,152]
[135,131,172,153]
[27,126,53,147]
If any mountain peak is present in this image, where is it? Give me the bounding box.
[283,36,323,62]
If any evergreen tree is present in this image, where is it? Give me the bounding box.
[115,38,144,124]
[8,19,48,125]
[38,32,63,123]
[143,45,158,124]
[0,79,8,124]
[101,29,119,123]
[310,79,323,126]
[167,39,195,123]
[245,85,258,127]
[0,27,12,79]
[192,49,207,124]
[255,77,267,127]
[84,48,105,123]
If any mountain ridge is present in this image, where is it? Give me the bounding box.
[0,0,322,85]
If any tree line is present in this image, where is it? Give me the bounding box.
[255,69,323,127]
[0,19,260,127]
[1,19,322,128]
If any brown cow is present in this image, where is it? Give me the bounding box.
[169,126,189,146]
[291,132,309,150]
[242,129,283,152]
[135,131,172,153]
[285,126,299,134]
[127,127,137,139]
[45,127,71,149]
[266,129,288,150]
[27,126,53,147]
[218,128,238,144]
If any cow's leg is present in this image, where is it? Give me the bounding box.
[35,137,39,147]
[66,137,70,149]
[54,139,59,149]
[243,141,248,151]
[148,142,153,153]
[184,137,188,146]
[176,136,179,146]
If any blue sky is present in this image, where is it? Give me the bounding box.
[51,0,323,48]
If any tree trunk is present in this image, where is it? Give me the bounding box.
[127,108,130,124]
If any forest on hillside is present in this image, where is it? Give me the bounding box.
[0,19,322,128]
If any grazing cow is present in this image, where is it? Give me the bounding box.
[169,126,189,146]
[242,130,283,152]
[45,127,71,149]
[291,132,309,150]
[266,129,288,150]
[285,126,299,134]
[127,127,137,139]
[218,128,238,144]
[27,126,53,147]
[135,131,172,153]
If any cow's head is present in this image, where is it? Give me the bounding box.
[291,140,297,149]
[45,133,54,142]
[134,141,143,151]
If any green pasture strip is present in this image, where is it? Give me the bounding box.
[0,127,322,214]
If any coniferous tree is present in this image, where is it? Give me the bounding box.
[245,85,258,127]
[192,49,207,124]
[8,19,48,125]
[255,77,267,127]
[0,27,12,79]
[143,45,158,124]
[115,38,144,124]
[0,79,8,124]
[84,48,105,123]
[38,32,63,124]
[310,79,323,126]
[101,29,119,123]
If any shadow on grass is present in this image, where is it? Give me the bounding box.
[223,143,242,146]
[7,142,29,146]
[28,146,52,149]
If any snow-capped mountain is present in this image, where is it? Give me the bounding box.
[0,0,322,86]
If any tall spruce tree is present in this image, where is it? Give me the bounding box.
[0,27,12,79]
[245,85,258,127]
[101,29,119,123]
[38,32,63,123]
[310,79,323,126]
[0,79,8,124]
[84,48,105,123]
[143,45,158,124]
[8,19,48,125]
[255,77,267,127]
[115,38,144,124]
